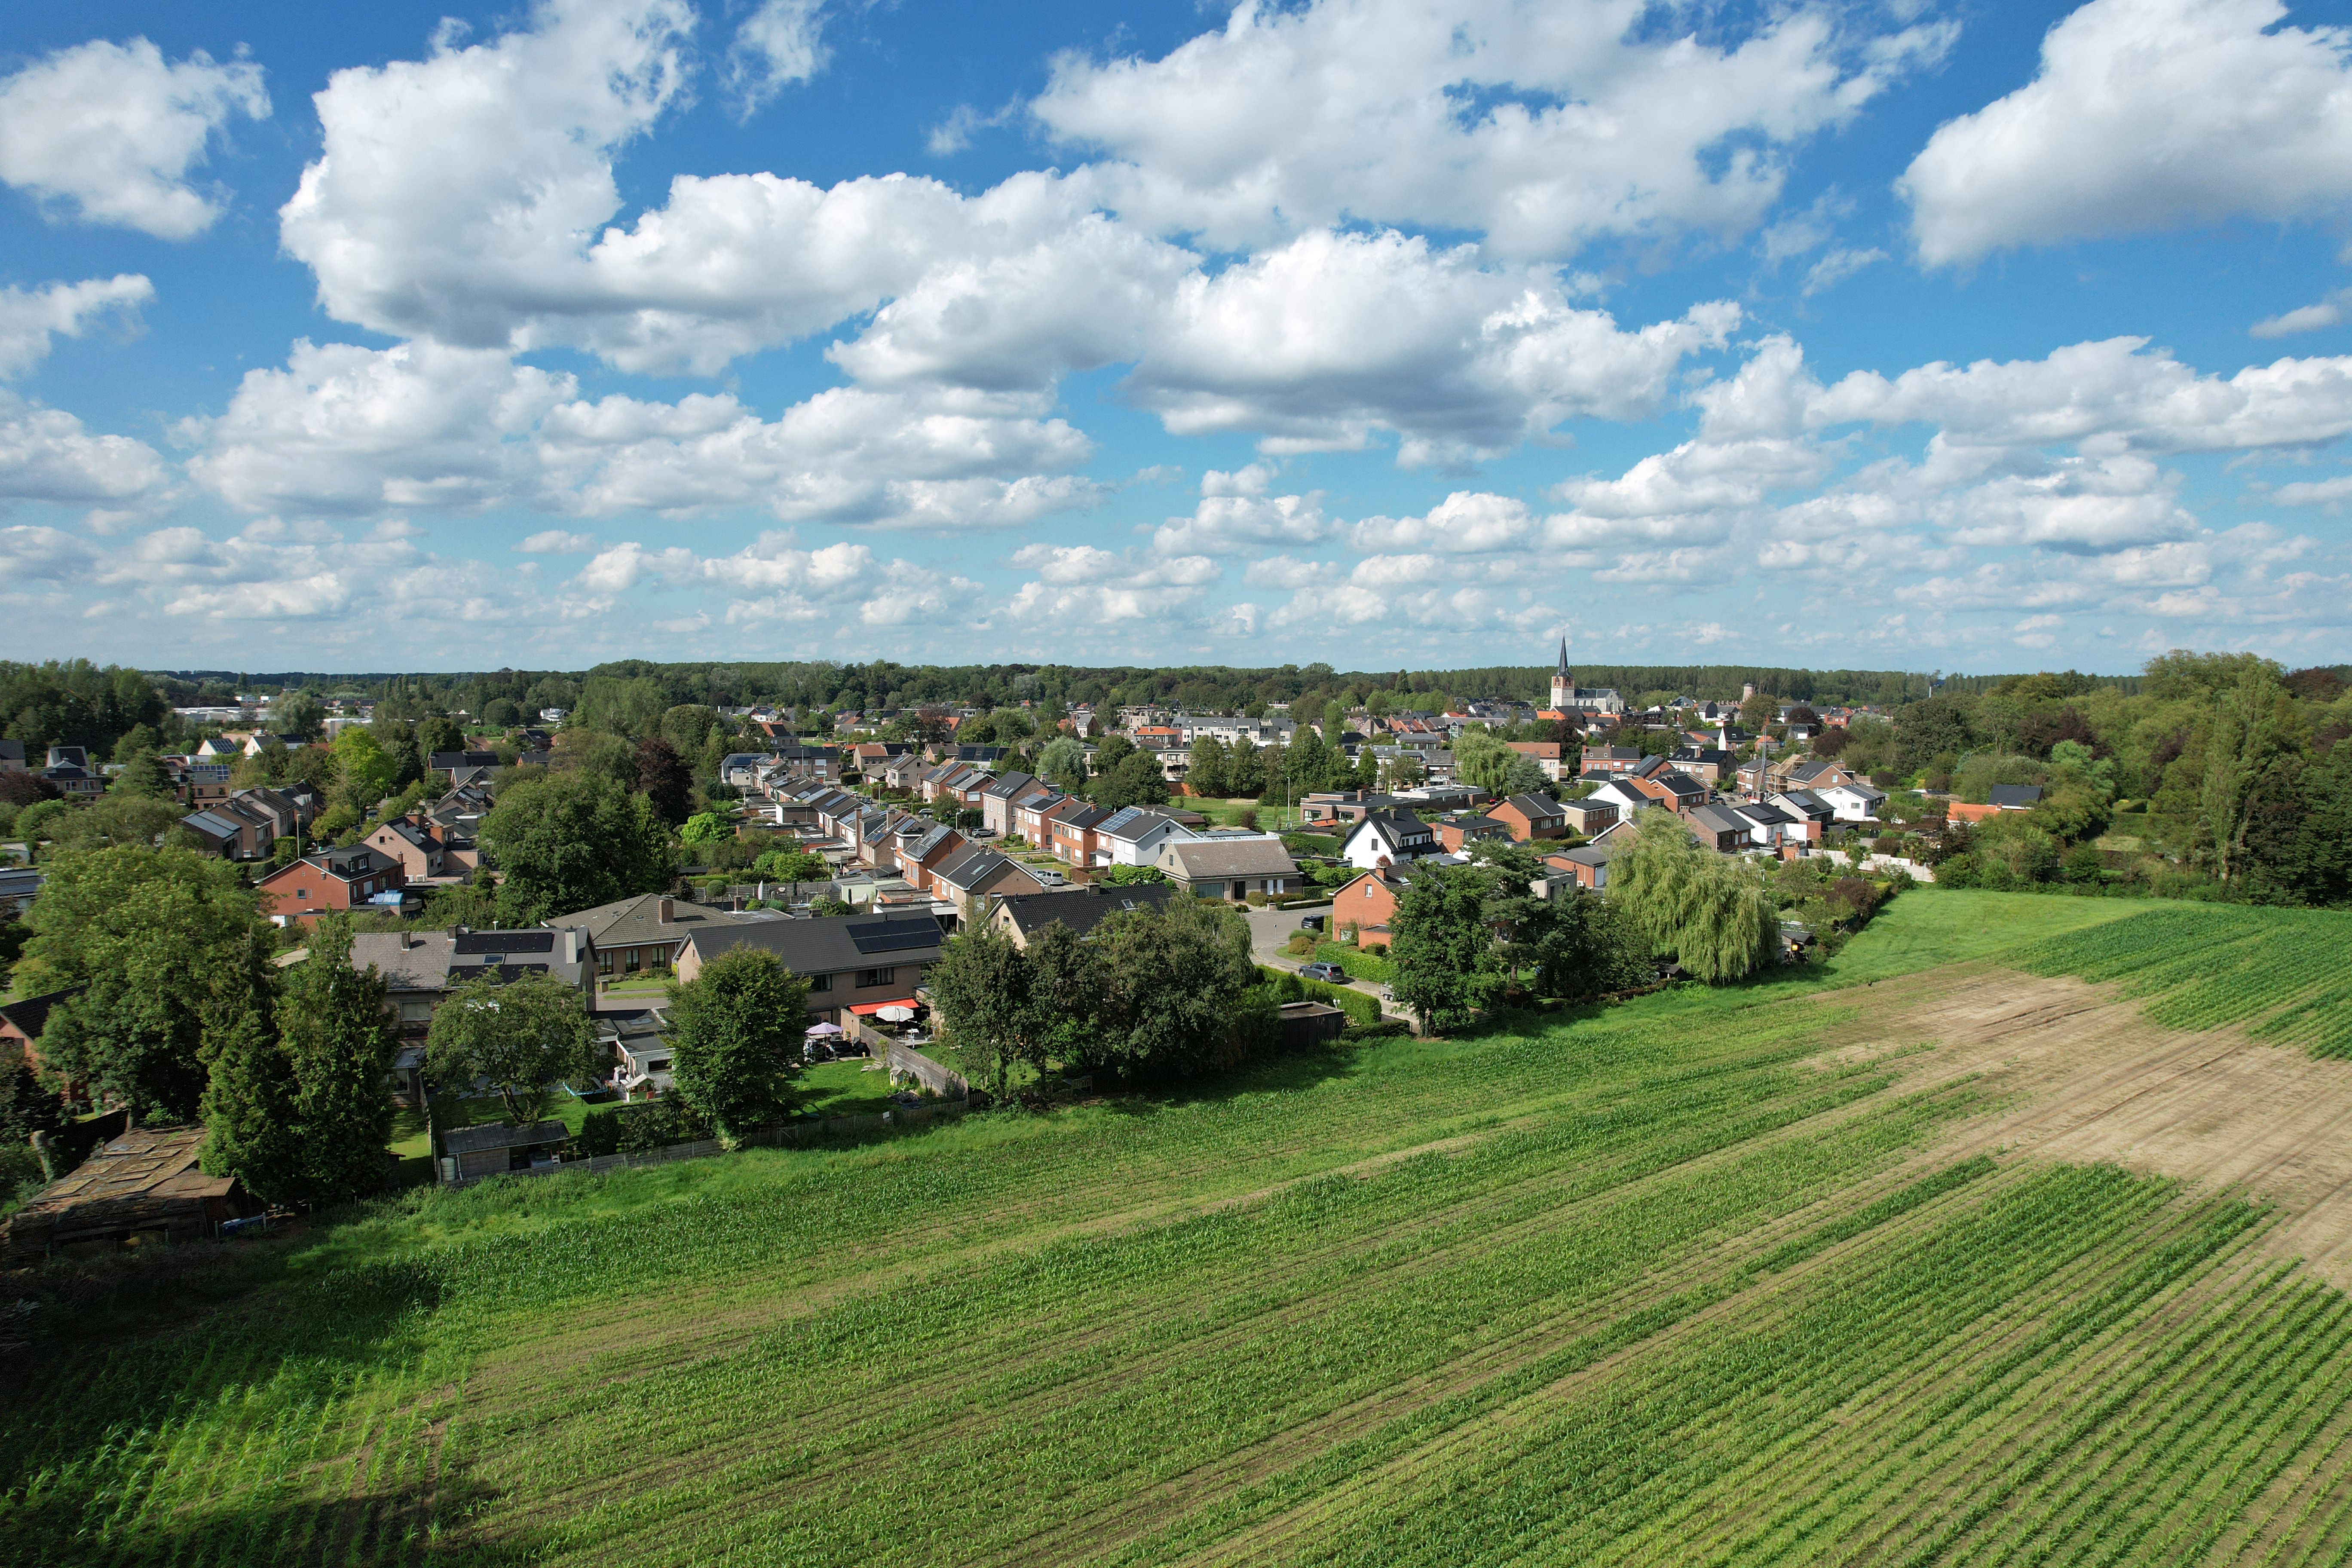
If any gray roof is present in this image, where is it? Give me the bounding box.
[548,893,745,950]
[1503,792,1565,819]
[995,882,1176,941]
[442,1119,568,1155]
[683,912,946,980]
[1161,838,1299,878]
[1553,845,1611,869]
[1686,803,1753,838]
[1988,784,2042,808]
[931,844,1040,893]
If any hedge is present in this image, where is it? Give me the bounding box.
[1314,941,1395,982]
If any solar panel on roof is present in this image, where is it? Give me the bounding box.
[454,930,554,954]
[845,916,943,954]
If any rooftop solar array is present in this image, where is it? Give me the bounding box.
[455,929,556,954]
[846,916,944,954]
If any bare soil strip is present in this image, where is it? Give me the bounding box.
[1822,966,2352,1288]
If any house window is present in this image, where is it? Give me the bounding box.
[855,966,895,989]
[597,951,613,974]
[1364,884,1375,899]
[296,887,309,899]
[625,949,641,972]
[808,973,833,992]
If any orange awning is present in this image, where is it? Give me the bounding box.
[845,999,920,1015]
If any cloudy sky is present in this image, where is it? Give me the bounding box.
[3,0,2352,674]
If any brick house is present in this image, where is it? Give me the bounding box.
[1488,793,1569,842]
[255,844,407,924]
[1505,740,1565,781]
[1559,799,1619,838]
[676,913,947,1028]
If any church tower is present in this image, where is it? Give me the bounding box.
[1550,637,1571,710]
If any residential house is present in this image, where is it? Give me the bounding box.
[1095,805,1199,866]
[1341,808,1440,870]
[1488,793,1569,842]
[41,747,104,798]
[1428,815,1507,854]
[1580,746,1648,778]
[255,844,407,924]
[1770,790,1838,829]
[1300,788,1400,827]
[1816,781,1888,824]
[1047,802,1115,868]
[1785,759,1861,793]
[1559,799,1619,839]
[0,739,22,773]
[1685,802,1755,852]
[928,844,1047,924]
[1505,741,1565,781]
[427,750,500,775]
[1156,838,1302,900]
[1544,846,1612,891]
[347,925,590,1099]
[989,881,1178,947]
[1731,800,1810,851]
[1015,790,1082,846]
[895,821,968,892]
[178,799,276,861]
[677,912,948,1027]
[363,815,453,880]
[548,893,749,986]
[1948,784,2043,824]
[1668,747,1736,784]
[599,1009,675,1099]
[977,771,1040,836]
[1325,865,1429,935]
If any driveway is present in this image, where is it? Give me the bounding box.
[1247,901,1324,971]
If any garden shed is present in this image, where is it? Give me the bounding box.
[440,1120,570,1184]
[1,1124,248,1262]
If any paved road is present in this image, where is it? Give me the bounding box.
[1247,902,1325,971]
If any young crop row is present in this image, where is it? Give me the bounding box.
[2015,904,2352,1050]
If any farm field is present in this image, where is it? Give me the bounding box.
[19,891,2352,1564]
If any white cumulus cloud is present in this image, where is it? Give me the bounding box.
[0,276,154,380]
[0,37,268,238]
[1902,0,2352,266]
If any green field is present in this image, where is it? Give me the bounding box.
[23,890,2352,1565]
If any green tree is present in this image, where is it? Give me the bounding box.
[479,771,672,924]
[2196,666,2302,884]
[423,971,598,1125]
[416,715,466,757]
[1603,811,1775,983]
[332,727,399,811]
[197,999,306,1206]
[1895,695,1975,775]
[22,844,270,1121]
[45,791,185,858]
[754,847,830,882]
[1389,865,1503,1033]
[1226,738,1266,797]
[1187,734,1230,797]
[636,737,695,825]
[810,896,853,917]
[679,811,730,845]
[272,691,325,741]
[0,1043,62,1147]
[1453,729,1519,795]
[113,749,173,798]
[927,920,1039,1100]
[1092,751,1170,811]
[665,948,809,1145]
[1092,898,1259,1077]
[277,917,396,1203]
[1037,735,1088,791]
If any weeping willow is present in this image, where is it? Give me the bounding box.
[1605,809,1777,982]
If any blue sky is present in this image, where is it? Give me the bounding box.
[4,0,2352,676]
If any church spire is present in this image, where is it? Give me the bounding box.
[1556,636,1569,676]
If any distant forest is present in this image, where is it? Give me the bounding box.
[123,658,1960,720]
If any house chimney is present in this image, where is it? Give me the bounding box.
[658,896,674,925]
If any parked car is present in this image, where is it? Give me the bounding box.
[1298,914,1326,931]
[1035,868,1066,886]
[1299,961,1350,983]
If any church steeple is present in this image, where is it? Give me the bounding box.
[1550,638,1572,709]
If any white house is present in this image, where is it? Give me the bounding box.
[1816,782,1887,824]
[1094,805,1200,867]
[1341,808,1440,870]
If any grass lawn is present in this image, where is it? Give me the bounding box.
[796,1057,897,1117]
[31,890,2352,1568]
